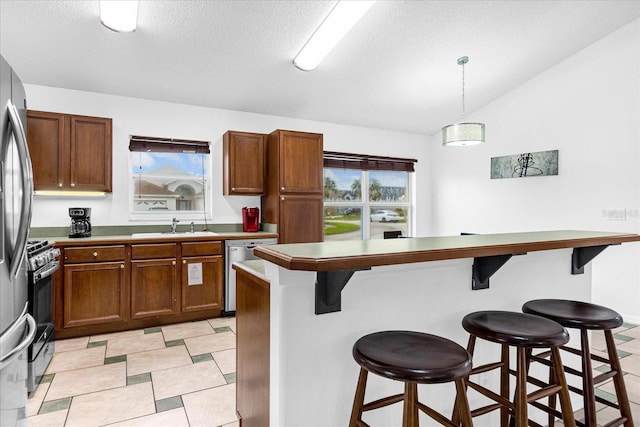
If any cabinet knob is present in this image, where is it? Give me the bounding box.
[70,183,76,188]
[231,187,236,191]
[281,197,285,201]
[58,183,63,188]
[93,252,98,257]
[120,264,124,269]
[172,260,176,265]
[182,260,186,264]
[281,187,285,191]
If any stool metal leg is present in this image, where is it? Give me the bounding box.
[604,330,634,427]
[350,368,368,427]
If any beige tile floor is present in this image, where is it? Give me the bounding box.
[21,318,640,427]
[23,317,238,427]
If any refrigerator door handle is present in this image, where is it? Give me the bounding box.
[6,99,33,280]
[0,304,36,370]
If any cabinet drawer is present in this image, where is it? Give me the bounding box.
[64,245,125,263]
[131,243,177,260]
[181,241,222,257]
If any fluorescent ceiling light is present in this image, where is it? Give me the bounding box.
[293,1,376,71]
[100,0,138,33]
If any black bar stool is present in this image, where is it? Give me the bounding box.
[461,311,576,427]
[522,299,634,427]
[350,330,473,427]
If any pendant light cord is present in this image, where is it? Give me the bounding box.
[458,56,469,122]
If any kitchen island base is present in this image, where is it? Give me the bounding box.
[236,248,594,426]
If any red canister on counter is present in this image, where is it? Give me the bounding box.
[242,207,260,232]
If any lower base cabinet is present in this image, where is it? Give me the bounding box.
[182,255,223,312]
[63,261,128,328]
[131,258,179,319]
[56,240,224,339]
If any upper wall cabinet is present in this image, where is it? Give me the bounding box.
[27,110,113,192]
[223,131,267,195]
[263,129,324,244]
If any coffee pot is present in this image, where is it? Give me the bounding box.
[69,207,92,238]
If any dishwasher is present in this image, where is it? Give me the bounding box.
[225,238,277,314]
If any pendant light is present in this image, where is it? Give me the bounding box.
[442,56,485,146]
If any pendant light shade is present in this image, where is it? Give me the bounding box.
[442,122,485,146]
[442,56,485,146]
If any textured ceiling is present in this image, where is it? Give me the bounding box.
[1,1,639,135]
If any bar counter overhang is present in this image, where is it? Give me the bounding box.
[235,230,640,426]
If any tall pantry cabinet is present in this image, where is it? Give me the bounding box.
[262,130,324,244]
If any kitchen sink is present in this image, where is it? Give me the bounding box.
[131,231,219,238]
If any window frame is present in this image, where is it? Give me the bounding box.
[128,135,213,221]
[323,151,416,241]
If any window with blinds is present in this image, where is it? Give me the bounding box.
[322,151,416,241]
[129,135,211,216]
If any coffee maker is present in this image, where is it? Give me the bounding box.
[69,208,92,238]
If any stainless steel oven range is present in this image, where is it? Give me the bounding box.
[25,240,59,394]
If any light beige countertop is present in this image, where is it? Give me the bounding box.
[41,231,278,247]
[254,230,640,271]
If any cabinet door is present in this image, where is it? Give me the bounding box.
[131,259,179,319]
[63,261,127,328]
[223,131,266,195]
[70,115,112,192]
[278,195,324,243]
[26,111,66,191]
[278,131,323,194]
[181,255,223,313]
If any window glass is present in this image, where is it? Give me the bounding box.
[324,206,362,241]
[131,151,209,213]
[324,168,362,202]
[323,167,411,241]
[368,171,408,202]
[369,207,408,240]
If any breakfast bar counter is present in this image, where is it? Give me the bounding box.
[235,231,640,426]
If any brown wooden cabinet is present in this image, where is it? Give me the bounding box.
[62,246,127,328]
[56,239,225,338]
[263,130,324,243]
[130,243,179,319]
[27,110,112,192]
[223,131,267,195]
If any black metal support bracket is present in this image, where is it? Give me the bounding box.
[571,245,610,275]
[472,254,514,290]
[315,268,371,315]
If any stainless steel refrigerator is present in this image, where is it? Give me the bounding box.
[0,54,36,427]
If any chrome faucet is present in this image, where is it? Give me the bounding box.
[171,218,179,233]
[190,221,195,233]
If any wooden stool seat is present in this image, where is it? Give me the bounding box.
[522,299,623,330]
[353,330,473,383]
[522,299,633,427]
[462,310,569,348]
[461,310,575,427]
[350,330,473,427]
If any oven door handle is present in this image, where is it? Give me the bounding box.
[34,261,60,281]
[0,306,37,369]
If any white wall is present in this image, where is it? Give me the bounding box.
[430,19,640,322]
[25,85,430,235]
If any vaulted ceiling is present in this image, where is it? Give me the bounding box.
[1,1,638,135]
